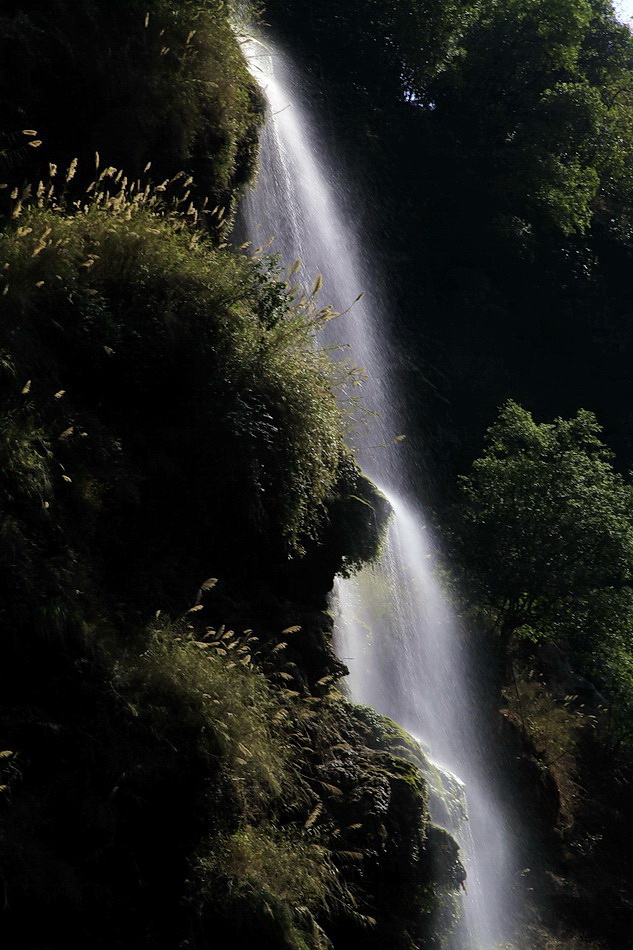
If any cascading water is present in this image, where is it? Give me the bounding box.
[238,25,519,950]
[334,498,516,949]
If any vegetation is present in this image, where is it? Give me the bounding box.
[0,166,444,942]
[4,0,633,947]
[0,169,391,635]
[0,0,263,225]
[502,669,587,826]
[264,0,633,483]
[428,0,633,237]
[258,1,633,945]
[0,5,447,948]
[449,402,633,946]
[452,402,633,732]
[454,403,633,648]
[0,608,461,949]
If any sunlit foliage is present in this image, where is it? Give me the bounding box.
[454,401,633,731]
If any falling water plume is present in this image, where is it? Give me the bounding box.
[237,20,520,950]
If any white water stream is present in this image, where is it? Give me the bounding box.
[238,28,518,949]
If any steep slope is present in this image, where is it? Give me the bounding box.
[0,3,463,948]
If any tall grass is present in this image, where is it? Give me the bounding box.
[0,168,360,635]
[120,620,291,812]
[503,669,589,825]
[0,1,263,220]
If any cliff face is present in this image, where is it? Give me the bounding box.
[0,3,462,948]
[1,617,462,950]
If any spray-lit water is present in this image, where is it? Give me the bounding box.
[333,501,515,948]
[238,27,518,949]
[239,35,396,454]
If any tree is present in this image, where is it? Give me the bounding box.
[428,0,633,238]
[264,0,478,110]
[454,401,633,669]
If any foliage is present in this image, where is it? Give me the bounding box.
[502,669,589,824]
[193,824,351,950]
[422,0,633,237]
[136,622,347,950]
[0,45,417,940]
[0,595,462,949]
[263,0,478,113]
[0,129,42,175]
[0,750,20,802]
[119,621,292,813]
[0,175,366,635]
[262,0,633,501]
[453,401,633,744]
[266,0,633,238]
[455,401,633,642]
[0,170,439,947]
[0,0,263,220]
[114,621,455,949]
[0,5,465,949]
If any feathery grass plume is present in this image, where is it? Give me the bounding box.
[65,158,78,183]
[0,0,264,217]
[193,822,361,948]
[119,620,292,810]
[311,273,323,296]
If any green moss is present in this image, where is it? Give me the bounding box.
[351,704,427,767]
[325,459,393,576]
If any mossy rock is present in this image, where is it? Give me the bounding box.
[326,458,393,577]
[281,461,393,608]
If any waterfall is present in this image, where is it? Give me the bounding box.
[334,502,516,949]
[238,27,519,950]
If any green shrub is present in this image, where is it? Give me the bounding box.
[0,180,361,629]
[193,823,350,950]
[0,0,263,220]
[119,621,291,813]
[502,669,588,825]
[117,620,370,948]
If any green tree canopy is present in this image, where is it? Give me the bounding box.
[263,0,477,116]
[428,0,633,236]
[454,402,633,671]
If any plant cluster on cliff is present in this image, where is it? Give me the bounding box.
[0,0,263,226]
[1,180,336,612]
[449,401,633,946]
[1,602,458,949]
[0,3,463,949]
